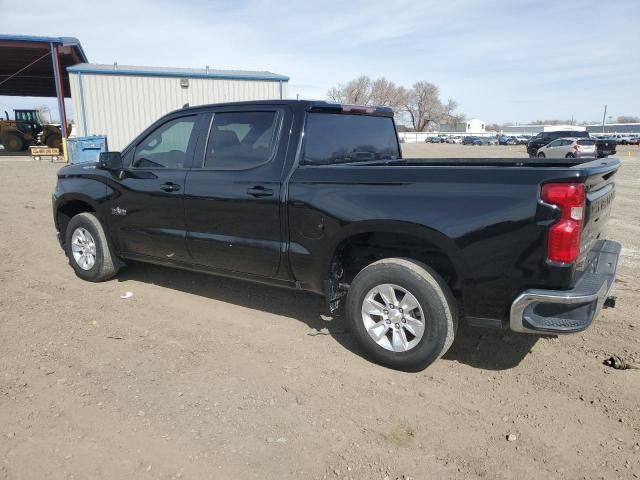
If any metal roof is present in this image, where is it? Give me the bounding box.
[67,63,289,82]
[0,34,88,97]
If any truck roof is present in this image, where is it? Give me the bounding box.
[177,100,395,117]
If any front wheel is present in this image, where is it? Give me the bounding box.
[64,212,120,282]
[346,258,457,371]
[565,153,575,159]
[45,133,62,149]
[537,152,546,158]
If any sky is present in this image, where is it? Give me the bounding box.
[1,0,638,124]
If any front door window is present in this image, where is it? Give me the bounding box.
[132,116,196,169]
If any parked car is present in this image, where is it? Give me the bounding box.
[426,136,441,143]
[527,130,615,158]
[498,135,518,145]
[52,100,621,371]
[515,136,530,145]
[447,136,463,144]
[536,137,597,159]
[472,137,490,145]
[486,137,499,146]
[591,137,617,157]
[607,134,639,145]
[626,135,640,145]
[462,136,477,145]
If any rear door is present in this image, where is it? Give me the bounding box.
[107,114,202,261]
[183,107,290,278]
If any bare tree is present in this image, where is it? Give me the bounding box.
[327,77,462,131]
[403,82,444,131]
[35,105,51,123]
[616,115,640,123]
[369,78,408,112]
[328,76,408,114]
[441,99,464,125]
[327,76,372,105]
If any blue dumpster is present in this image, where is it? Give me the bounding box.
[66,135,108,164]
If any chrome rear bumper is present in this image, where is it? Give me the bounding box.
[510,240,620,334]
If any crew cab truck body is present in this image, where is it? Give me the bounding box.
[53,100,621,371]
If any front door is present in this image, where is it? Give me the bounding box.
[107,114,200,261]
[184,108,289,278]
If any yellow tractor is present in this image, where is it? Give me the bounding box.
[0,109,62,152]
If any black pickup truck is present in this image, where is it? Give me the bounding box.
[527,129,617,158]
[52,100,621,371]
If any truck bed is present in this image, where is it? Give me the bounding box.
[343,157,619,169]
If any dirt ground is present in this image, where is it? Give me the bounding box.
[1,145,639,480]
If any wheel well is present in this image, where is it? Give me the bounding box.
[331,232,460,295]
[57,200,95,244]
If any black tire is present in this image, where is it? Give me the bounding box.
[64,212,119,282]
[537,152,546,158]
[45,133,62,149]
[565,153,575,159]
[1,133,24,152]
[346,258,458,371]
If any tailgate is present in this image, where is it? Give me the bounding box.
[579,164,617,266]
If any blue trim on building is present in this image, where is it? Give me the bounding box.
[0,34,88,62]
[66,65,289,82]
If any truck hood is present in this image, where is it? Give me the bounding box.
[57,161,99,178]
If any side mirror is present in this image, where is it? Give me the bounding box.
[98,151,123,171]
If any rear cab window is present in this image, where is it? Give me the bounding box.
[301,113,400,165]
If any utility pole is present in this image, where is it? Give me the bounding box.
[601,105,607,133]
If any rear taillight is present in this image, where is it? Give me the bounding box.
[541,182,585,263]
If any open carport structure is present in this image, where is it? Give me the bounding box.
[0,34,88,139]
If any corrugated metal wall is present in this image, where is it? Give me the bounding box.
[69,73,288,150]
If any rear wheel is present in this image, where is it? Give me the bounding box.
[64,212,120,282]
[1,133,24,152]
[565,153,575,159]
[346,258,457,371]
[537,152,546,158]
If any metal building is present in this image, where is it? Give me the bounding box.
[501,123,640,136]
[68,63,289,150]
[437,118,486,134]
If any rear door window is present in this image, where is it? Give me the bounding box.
[577,139,595,146]
[302,113,400,165]
[204,111,280,169]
